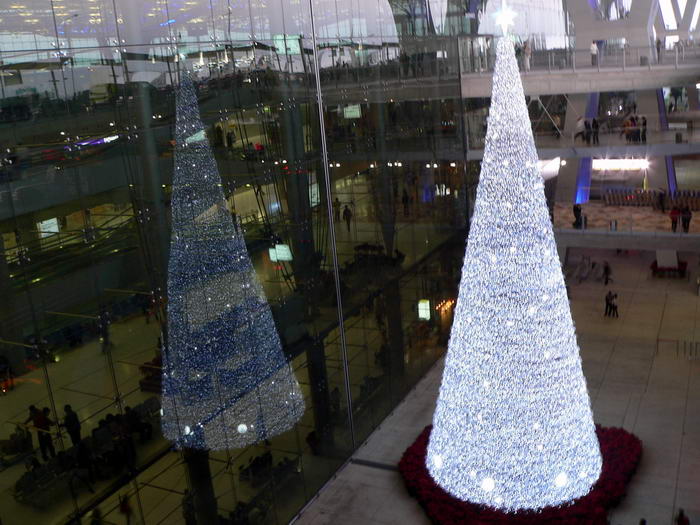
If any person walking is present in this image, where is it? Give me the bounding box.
[98,307,111,353]
[552,114,561,138]
[621,118,631,142]
[670,206,680,232]
[641,116,647,143]
[603,261,612,285]
[590,41,599,66]
[342,205,352,233]
[656,37,663,63]
[332,197,341,222]
[591,118,600,145]
[36,407,56,461]
[658,189,666,213]
[574,117,586,142]
[611,293,619,318]
[24,405,38,426]
[90,508,104,525]
[604,290,615,317]
[182,489,197,525]
[631,115,639,142]
[118,494,133,525]
[682,206,692,233]
[675,508,690,525]
[523,40,532,72]
[584,118,592,145]
[572,203,583,229]
[62,405,81,446]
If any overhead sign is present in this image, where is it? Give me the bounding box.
[418,299,431,320]
[269,244,293,262]
[343,104,361,119]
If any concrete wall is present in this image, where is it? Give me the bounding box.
[568,0,656,49]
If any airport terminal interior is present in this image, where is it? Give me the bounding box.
[0,0,700,523]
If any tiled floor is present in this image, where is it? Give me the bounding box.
[292,248,700,525]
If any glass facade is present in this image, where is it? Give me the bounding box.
[0,1,487,524]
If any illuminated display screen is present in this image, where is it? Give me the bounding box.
[343,105,361,119]
[269,244,293,262]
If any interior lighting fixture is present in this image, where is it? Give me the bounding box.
[592,159,649,171]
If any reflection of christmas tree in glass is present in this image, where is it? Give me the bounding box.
[426,38,601,511]
[162,74,304,450]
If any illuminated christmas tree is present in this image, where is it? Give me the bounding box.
[425,33,602,511]
[162,73,304,450]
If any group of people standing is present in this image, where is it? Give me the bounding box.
[620,114,647,143]
[515,40,533,72]
[574,117,600,145]
[574,114,648,145]
[24,405,60,461]
[670,206,693,233]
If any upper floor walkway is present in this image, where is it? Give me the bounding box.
[316,43,700,103]
[466,128,700,160]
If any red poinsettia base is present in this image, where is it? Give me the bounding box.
[398,425,642,525]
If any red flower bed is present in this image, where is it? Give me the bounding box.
[398,425,642,525]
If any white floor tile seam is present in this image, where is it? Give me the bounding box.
[669,365,693,514]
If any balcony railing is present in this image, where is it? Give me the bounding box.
[460,41,700,75]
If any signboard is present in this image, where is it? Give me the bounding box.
[273,35,301,55]
[343,104,361,119]
[37,218,59,238]
[185,129,206,144]
[269,244,293,262]
[418,299,431,320]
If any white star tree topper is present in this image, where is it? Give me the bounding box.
[493,0,517,36]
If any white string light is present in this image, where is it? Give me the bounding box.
[161,73,304,450]
[426,38,601,511]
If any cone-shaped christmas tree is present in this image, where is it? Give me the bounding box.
[162,73,304,450]
[426,38,602,511]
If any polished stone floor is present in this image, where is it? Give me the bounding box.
[292,248,700,525]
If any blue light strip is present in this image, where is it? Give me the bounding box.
[573,93,599,204]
